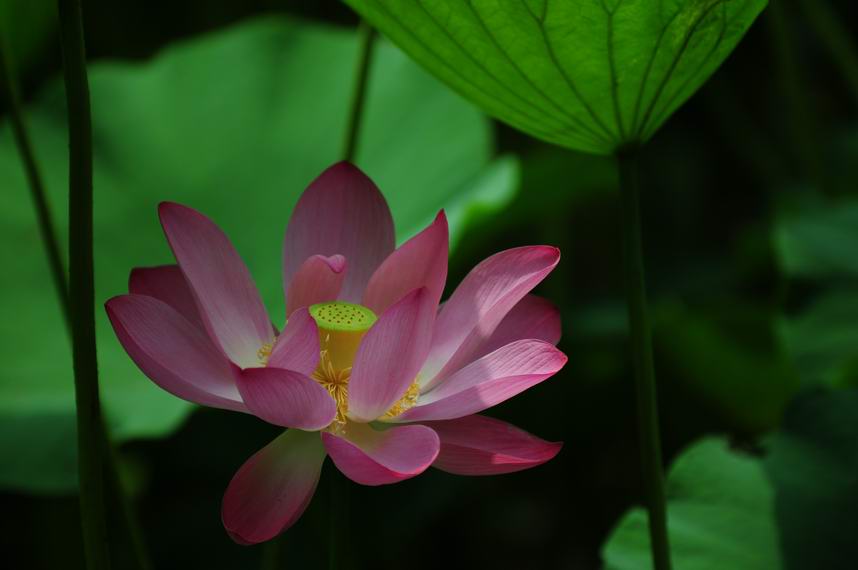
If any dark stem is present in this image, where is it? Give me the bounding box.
[795,0,858,105]
[0,38,70,330]
[341,21,376,163]
[260,532,283,570]
[616,150,672,570]
[56,0,109,568]
[329,470,349,570]
[5,23,149,570]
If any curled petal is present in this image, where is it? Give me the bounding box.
[322,423,439,486]
[283,162,394,303]
[159,202,273,367]
[422,415,562,475]
[285,254,346,315]
[129,264,204,331]
[236,368,336,431]
[362,211,448,315]
[421,246,560,390]
[397,340,566,422]
[105,294,244,411]
[222,429,325,545]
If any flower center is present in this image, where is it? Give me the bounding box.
[307,301,421,432]
[309,302,377,431]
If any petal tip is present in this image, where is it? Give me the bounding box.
[541,245,561,262]
[325,160,371,181]
[545,440,563,460]
[158,201,202,227]
[323,254,346,274]
[157,200,181,217]
[104,294,132,315]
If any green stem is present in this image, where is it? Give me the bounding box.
[260,532,283,570]
[795,0,858,106]
[56,1,109,568]
[341,21,376,163]
[616,150,671,570]
[0,38,70,330]
[4,21,149,570]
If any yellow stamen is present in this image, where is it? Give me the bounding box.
[312,338,351,433]
[256,342,273,365]
[380,379,421,419]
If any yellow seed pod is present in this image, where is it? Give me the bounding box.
[308,302,377,372]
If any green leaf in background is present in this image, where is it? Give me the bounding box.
[764,390,858,570]
[344,0,768,155]
[778,289,858,389]
[0,16,518,493]
[654,303,798,433]
[605,438,783,569]
[603,390,858,570]
[775,199,858,279]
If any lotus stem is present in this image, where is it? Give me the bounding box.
[616,148,671,570]
[342,20,376,163]
[57,0,110,567]
[0,37,70,330]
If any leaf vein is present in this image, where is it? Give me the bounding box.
[645,1,730,136]
[532,0,617,142]
[463,0,612,145]
[367,0,573,140]
[636,0,728,138]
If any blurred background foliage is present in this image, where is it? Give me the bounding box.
[1,0,856,568]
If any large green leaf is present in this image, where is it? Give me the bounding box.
[344,0,768,155]
[603,390,858,569]
[0,17,518,492]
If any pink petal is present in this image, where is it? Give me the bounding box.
[129,265,204,331]
[396,340,567,422]
[421,246,560,391]
[282,162,395,303]
[471,294,561,361]
[321,423,439,486]
[235,368,336,431]
[362,211,448,315]
[422,415,562,475]
[285,254,346,316]
[105,294,245,412]
[267,308,320,376]
[159,202,274,368]
[347,288,435,422]
[222,429,325,544]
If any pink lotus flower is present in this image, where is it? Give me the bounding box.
[106,162,567,544]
